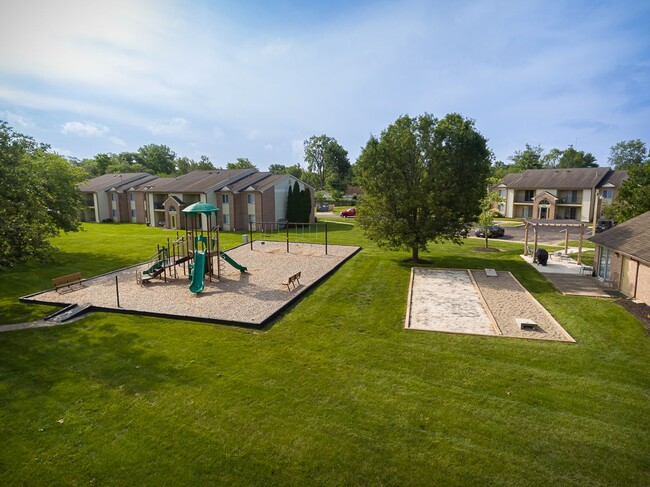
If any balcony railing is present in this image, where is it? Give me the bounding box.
[558,197,581,204]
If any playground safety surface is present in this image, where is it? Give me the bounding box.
[22,241,361,328]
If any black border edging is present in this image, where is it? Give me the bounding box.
[256,244,363,329]
[19,242,362,331]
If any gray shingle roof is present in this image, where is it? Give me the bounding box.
[228,172,274,192]
[599,170,628,187]
[144,169,256,193]
[501,167,614,189]
[588,211,650,265]
[79,173,153,192]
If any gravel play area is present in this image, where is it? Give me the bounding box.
[406,268,574,342]
[24,241,360,327]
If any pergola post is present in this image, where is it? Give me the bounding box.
[564,228,569,255]
[577,225,584,265]
[533,227,539,263]
[524,222,530,255]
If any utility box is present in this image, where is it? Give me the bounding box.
[242,234,248,244]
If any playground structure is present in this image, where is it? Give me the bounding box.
[136,202,247,294]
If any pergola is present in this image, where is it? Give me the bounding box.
[523,219,587,265]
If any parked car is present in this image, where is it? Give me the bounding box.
[340,208,356,217]
[317,203,330,212]
[474,225,505,238]
[595,219,614,233]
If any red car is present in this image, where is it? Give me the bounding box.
[339,208,356,218]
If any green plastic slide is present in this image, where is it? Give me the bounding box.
[220,251,247,272]
[189,251,206,293]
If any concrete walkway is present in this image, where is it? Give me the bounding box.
[521,254,611,297]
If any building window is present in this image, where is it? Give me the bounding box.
[598,248,611,280]
[111,193,116,201]
[247,194,255,204]
[563,208,577,219]
[601,189,614,199]
[130,193,135,201]
[223,214,230,225]
[498,189,506,198]
[222,194,229,204]
[248,214,256,224]
[112,209,117,217]
[131,209,136,217]
[524,190,535,201]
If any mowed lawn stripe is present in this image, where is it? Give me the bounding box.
[0,222,648,485]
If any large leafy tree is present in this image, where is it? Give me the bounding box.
[555,145,597,168]
[608,139,647,170]
[0,121,86,267]
[176,155,217,175]
[509,144,545,171]
[605,160,650,222]
[357,113,491,262]
[304,135,351,190]
[137,144,176,175]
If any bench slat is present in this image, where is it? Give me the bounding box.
[52,272,82,291]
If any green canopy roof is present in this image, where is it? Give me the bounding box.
[182,202,219,215]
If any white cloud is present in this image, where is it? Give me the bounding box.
[61,121,109,137]
[148,117,188,136]
[0,110,32,127]
[109,136,126,147]
[264,143,274,151]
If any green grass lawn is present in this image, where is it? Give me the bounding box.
[1,223,649,486]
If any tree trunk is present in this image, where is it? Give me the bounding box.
[485,234,489,249]
[412,246,419,262]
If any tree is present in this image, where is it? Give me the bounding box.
[490,160,512,179]
[0,121,86,267]
[356,113,491,262]
[509,144,546,171]
[176,155,216,175]
[137,144,176,175]
[605,160,650,222]
[542,148,563,168]
[555,145,597,168]
[608,139,648,170]
[477,179,505,249]
[227,157,257,170]
[304,135,351,190]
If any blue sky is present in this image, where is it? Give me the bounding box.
[1,0,649,170]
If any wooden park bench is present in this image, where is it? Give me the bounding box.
[281,271,301,291]
[52,272,83,292]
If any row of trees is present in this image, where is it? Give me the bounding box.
[491,144,597,178]
[492,139,649,179]
[286,181,312,224]
[76,136,355,198]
